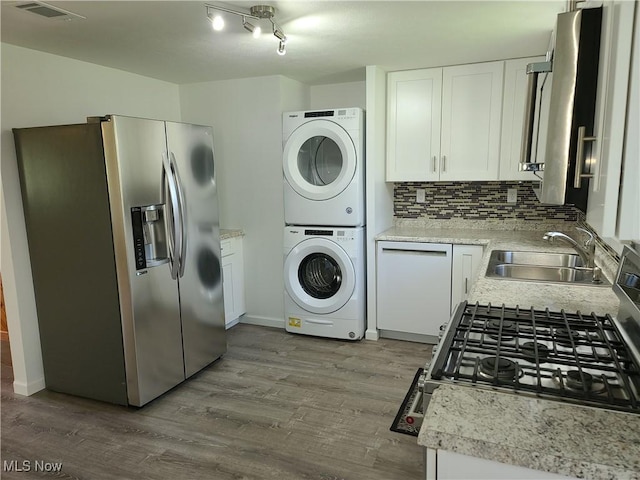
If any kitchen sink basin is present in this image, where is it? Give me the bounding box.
[491,250,584,268]
[492,264,593,282]
[485,250,609,286]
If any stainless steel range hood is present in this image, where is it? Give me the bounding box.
[520,6,602,212]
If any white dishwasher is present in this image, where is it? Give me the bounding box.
[376,241,452,342]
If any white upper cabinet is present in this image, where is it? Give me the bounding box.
[386,61,504,182]
[499,57,548,181]
[617,1,640,243]
[440,62,504,181]
[387,68,442,181]
[587,0,638,249]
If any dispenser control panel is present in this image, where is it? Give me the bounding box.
[131,207,147,270]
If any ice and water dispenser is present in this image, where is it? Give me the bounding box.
[131,205,169,270]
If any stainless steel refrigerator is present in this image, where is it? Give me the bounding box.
[13,115,226,406]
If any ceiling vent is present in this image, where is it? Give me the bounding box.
[16,1,85,20]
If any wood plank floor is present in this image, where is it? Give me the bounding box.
[1,324,431,479]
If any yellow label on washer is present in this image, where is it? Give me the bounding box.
[288,317,301,328]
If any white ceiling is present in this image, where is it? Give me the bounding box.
[1,0,566,86]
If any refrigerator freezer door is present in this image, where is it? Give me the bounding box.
[102,116,186,406]
[166,122,227,377]
[13,123,129,405]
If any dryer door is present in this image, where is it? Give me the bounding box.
[284,238,356,314]
[283,120,357,201]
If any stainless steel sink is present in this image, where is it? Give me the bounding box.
[492,250,584,268]
[486,250,609,286]
[492,264,593,282]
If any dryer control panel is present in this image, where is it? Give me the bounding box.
[304,228,334,236]
[302,109,356,119]
[285,108,361,122]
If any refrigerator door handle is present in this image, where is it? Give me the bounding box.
[170,152,187,278]
[162,153,181,280]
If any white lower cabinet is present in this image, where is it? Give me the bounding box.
[221,236,246,329]
[450,245,484,313]
[426,449,578,480]
[377,242,452,340]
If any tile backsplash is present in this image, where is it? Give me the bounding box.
[394,181,580,222]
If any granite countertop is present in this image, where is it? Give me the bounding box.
[376,225,620,315]
[376,223,639,479]
[419,385,640,480]
[220,228,244,240]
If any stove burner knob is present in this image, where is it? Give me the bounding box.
[438,323,448,339]
[417,371,427,389]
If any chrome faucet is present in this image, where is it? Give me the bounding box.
[543,227,602,283]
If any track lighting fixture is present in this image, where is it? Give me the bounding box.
[204,3,288,55]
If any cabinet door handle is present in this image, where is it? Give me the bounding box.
[432,156,437,173]
[465,277,468,295]
[441,155,447,172]
[574,126,596,188]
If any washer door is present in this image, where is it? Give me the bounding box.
[283,120,357,201]
[284,238,355,314]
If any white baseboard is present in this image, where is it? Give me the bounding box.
[13,376,46,396]
[379,329,437,344]
[240,315,285,329]
[225,317,241,329]
[365,328,379,341]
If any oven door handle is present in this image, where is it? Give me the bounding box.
[406,389,425,425]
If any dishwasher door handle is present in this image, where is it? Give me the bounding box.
[381,248,448,256]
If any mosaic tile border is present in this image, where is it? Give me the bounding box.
[394,181,580,222]
[392,218,578,232]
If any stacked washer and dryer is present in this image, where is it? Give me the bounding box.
[282,108,366,340]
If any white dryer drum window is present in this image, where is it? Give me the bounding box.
[284,226,365,340]
[283,108,365,227]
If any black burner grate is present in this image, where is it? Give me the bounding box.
[431,302,640,413]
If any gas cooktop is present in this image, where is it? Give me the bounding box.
[427,302,640,413]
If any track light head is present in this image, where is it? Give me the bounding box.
[277,40,286,56]
[242,17,261,38]
[272,25,287,44]
[210,14,224,31]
